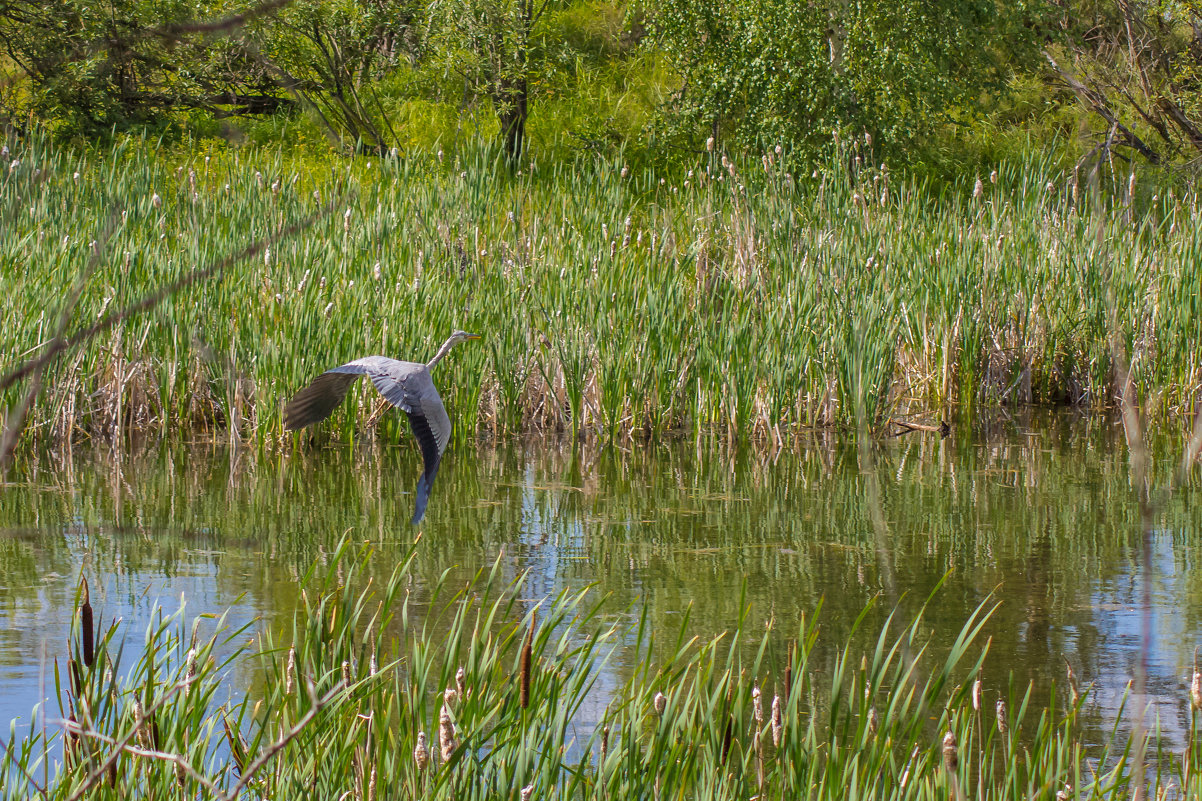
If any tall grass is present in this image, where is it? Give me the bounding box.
[3,538,1187,799]
[2,134,1199,448]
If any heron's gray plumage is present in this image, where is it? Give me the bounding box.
[282,331,479,524]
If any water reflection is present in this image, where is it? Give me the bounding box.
[1,411,1200,752]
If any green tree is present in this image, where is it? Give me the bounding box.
[642,0,1047,159]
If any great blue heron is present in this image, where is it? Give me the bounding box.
[283,330,482,524]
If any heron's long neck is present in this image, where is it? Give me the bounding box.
[425,336,458,369]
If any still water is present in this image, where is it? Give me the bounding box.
[2,411,1201,752]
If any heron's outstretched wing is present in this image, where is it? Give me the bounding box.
[284,356,452,524]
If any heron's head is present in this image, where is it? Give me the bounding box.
[451,329,482,346]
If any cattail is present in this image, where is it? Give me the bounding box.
[367,763,377,801]
[133,699,150,749]
[185,648,198,689]
[151,192,162,208]
[653,691,666,717]
[771,695,782,747]
[706,136,715,152]
[284,645,296,696]
[1056,784,1071,801]
[1128,172,1137,200]
[752,685,763,725]
[519,615,535,710]
[601,724,609,762]
[990,169,998,184]
[342,660,352,687]
[942,731,959,773]
[620,165,629,178]
[343,207,352,232]
[263,247,271,267]
[373,262,382,281]
[972,678,982,712]
[438,705,457,763]
[444,688,459,708]
[312,189,321,203]
[520,785,534,801]
[996,698,1008,735]
[369,649,377,676]
[79,577,94,669]
[323,301,334,318]
[456,666,466,699]
[414,731,430,770]
[973,177,983,199]
[1191,672,1202,710]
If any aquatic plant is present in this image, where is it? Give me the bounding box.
[0,539,1187,799]
[1,134,1199,450]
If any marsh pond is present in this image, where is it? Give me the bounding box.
[2,411,1201,757]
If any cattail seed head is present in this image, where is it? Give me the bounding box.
[151,192,162,208]
[620,165,629,178]
[942,731,958,773]
[284,645,296,695]
[520,785,534,801]
[752,685,763,724]
[973,177,983,199]
[438,705,456,763]
[972,678,982,712]
[444,688,459,707]
[343,207,352,232]
[771,695,782,747]
[653,691,666,717]
[867,706,879,736]
[996,698,1008,734]
[414,731,430,770]
[990,169,998,184]
[1191,672,1202,710]
[456,666,466,699]
[706,136,715,152]
[342,660,352,687]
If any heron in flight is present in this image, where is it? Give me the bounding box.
[283,330,482,524]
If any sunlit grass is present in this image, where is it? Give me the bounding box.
[1,134,1198,449]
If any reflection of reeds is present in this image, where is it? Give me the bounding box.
[0,539,1164,799]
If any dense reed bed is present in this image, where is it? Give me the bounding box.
[2,135,1200,448]
[3,539,1189,800]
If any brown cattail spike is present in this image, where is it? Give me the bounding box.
[971,679,982,712]
[414,731,430,771]
[79,576,94,669]
[519,615,535,710]
[438,706,457,764]
[996,698,1008,735]
[653,692,666,717]
[771,695,783,748]
[284,645,296,696]
[1191,672,1202,711]
[456,666,466,699]
[942,731,959,773]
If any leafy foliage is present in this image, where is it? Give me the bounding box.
[639,0,1051,159]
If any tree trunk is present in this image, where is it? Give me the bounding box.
[498,75,527,164]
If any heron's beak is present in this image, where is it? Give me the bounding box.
[465,332,482,340]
